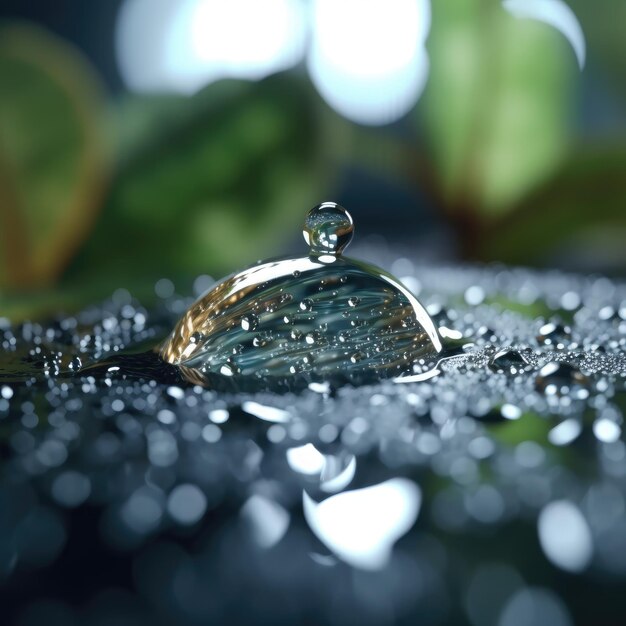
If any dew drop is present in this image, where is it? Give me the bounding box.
[303,202,354,257]
[241,314,259,332]
[488,348,530,374]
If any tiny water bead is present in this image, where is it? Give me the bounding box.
[160,202,442,389]
[303,201,354,258]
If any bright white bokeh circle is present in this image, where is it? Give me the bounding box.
[307,0,431,125]
[116,0,307,94]
[115,0,432,124]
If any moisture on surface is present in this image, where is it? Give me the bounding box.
[1,250,626,626]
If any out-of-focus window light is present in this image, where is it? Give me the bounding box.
[116,0,306,94]
[503,0,585,69]
[308,0,431,125]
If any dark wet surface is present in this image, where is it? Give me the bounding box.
[1,255,626,626]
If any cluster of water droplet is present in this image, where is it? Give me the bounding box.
[1,255,626,625]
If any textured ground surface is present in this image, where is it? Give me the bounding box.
[1,252,625,626]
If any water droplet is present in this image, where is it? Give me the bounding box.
[305,331,320,345]
[536,362,590,399]
[161,201,442,388]
[220,360,239,377]
[303,202,354,257]
[190,332,204,344]
[350,352,364,364]
[488,348,530,374]
[241,314,259,332]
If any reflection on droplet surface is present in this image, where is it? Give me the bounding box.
[303,478,421,570]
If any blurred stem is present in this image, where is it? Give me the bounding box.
[345,128,490,259]
[347,129,442,202]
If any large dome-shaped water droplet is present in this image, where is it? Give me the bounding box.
[160,202,442,390]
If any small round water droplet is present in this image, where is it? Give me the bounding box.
[348,296,360,307]
[303,202,353,256]
[190,332,204,344]
[305,331,321,345]
[350,352,364,364]
[220,359,239,377]
[299,299,313,312]
[68,356,82,372]
[241,314,259,332]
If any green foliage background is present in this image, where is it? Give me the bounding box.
[1,1,625,319]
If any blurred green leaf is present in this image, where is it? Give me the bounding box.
[0,23,108,289]
[70,73,341,291]
[479,143,626,266]
[569,0,626,99]
[421,0,577,216]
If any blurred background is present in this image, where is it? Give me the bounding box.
[0,0,625,318]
